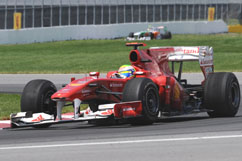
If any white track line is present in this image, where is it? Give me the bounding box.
[1,134,242,150]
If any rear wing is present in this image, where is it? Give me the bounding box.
[150,46,214,79]
[150,46,213,65]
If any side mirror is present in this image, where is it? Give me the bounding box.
[89,72,100,78]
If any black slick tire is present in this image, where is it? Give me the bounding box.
[122,78,160,125]
[128,32,134,38]
[204,72,240,117]
[167,32,172,39]
[150,33,154,39]
[21,79,57,115]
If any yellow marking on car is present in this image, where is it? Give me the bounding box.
[69,84,82,86]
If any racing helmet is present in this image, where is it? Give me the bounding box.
[117,65,136,78]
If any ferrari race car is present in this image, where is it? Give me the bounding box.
[127,26,172,41]
[11,43,240,128]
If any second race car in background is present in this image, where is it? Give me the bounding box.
[127,26,172,40]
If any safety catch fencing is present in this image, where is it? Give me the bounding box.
[0,0,242,30]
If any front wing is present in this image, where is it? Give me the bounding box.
[10,101,142,128]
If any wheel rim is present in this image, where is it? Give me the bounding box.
[145,88,159,114]
[42,90,56,114]
[230,82,240,108]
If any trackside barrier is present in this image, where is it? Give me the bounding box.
[0,20,228,44]
[228,25,242,33]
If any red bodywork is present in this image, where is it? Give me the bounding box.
[51,43,187,113]
[10,43,216,128]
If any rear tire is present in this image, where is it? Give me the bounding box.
[150,33,154,39]
[160,34,164,39]
[128,32,134,38]
[163,32,172,39]
[204,72,240,117]
[167,32,172,39]
[122,78,160,125]
[21,79,57,115]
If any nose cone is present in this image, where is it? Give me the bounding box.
[51,80,84,100]
[51,77,97,101]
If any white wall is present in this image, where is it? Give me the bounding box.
[0,20,228,44]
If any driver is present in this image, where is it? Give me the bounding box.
[113,65,136,79]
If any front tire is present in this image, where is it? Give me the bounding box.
[122,78,160,125]
[204,72,240,117]
[21,79,57,115]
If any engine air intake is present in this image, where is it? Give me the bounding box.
[130,51,139,63]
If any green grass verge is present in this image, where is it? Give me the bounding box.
[0,33,242,73]
[0,94,20,120]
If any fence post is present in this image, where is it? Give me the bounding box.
[14,0,16,13]
[167,4,169,21]
[41,0,43,27]
[85,0,87,25]
[161,4,163,22]
[153,1,155,22]
[204,3,206,20]
[50,0,52,27]
[186,4,188,21]
[14,0,17,29]
[174,3,176,21]
[77,0,80,25]
[116,2,118,24]
[131,0,134,23]
[240,3,242,24]
[94,0,96,24]
[139,2,141,22]
[68,0,70,25]
[180,3,182,21]
[192,2,194,21]
[32,0,34,27]
[124,1,125,23]
[60,0,62,26]
[146,0,148,22]
[227,3,229,23]
[4,0,7,29]
[109,0,111,24]
[102,0,104,24]
[221,3,223,20]
[23,0,26,28]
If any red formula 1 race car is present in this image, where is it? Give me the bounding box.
[11,43,240,128]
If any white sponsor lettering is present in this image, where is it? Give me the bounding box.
[174,47,199,54]
[81,89,91,94]
[122,107,135,111]
[110,83,123,88]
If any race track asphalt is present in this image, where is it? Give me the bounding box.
[0,73,242,161]
[1,72,242,94]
